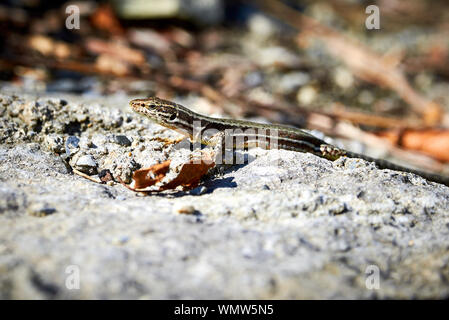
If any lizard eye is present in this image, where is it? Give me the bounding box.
[169,113,177,121]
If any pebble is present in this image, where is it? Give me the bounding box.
[358,90,374,105]
[65,136,80,155]
[296,86,317,105]
[27,203,56,217]
[277,72,310,94]
[99,169,114,183]
[44,134,65,153]
[172,203,196,215]
[414,73,433,90]
[256,47,302,69]
[112,235,130,245]
[189,186,208,195]
[247,13,277,39]
[79,136,94,149]
[244,71,264,88]
[333,67,354,89]
[76,154,97,167]
[112,134,132,146]
[75,155,98,175]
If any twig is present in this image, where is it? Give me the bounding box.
[334,122,447,173]
[330,103,424,129]
[72,168,103,183]
[256,0,444,126]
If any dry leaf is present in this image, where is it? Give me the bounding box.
[128,29,172,54]
[126,152,215,193]
[95,54,130,76]
[90,4,124,35]
[28,35,72,59]
[377,129,449,162]
[158,155,215,191]
[132,160,171,189]
[86,38,146,66]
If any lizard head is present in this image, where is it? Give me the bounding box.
[130,97,203,137]
[129,97,185,129]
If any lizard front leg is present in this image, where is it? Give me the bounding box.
[206,130,235,165]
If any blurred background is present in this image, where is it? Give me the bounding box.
[2,0,449,173]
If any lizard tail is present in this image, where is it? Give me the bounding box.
[344,151,449,187]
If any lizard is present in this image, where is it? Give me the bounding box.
[130,96,449,187]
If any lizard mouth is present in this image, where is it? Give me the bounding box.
[129,100,149,114]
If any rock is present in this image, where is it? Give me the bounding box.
[98,169,114,183]
[27,203,56,217]
[44,134,65,153]
[65,136,80,155]
[247,13,278,40]
[255,47,302,69]
[172,203,196,215]
[74,154,98,175]
[1,92,449,299]
[296,85,318,105]
[113,0,224,25]
[111,134,132,147]
[358,90,375,105]
[244,71,264,88]
[0,186,27,217]
[18,101,41,128]
[189,185,208,195]
[333,67,354,89]
[276,72,311,94]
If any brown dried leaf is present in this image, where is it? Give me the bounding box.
[377,129,449,162]
[132,160,171,189]
[128,29,172,54]
[95,54,130,76]
[158,155,215,191]
[86,38,146,66]
[127,152,215,192]
[28,35,72,59]
[90,4,124,35]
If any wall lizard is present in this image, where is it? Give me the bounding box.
[130,97,449,187]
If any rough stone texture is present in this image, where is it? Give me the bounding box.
[1,92,449,299]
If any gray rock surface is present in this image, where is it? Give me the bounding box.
[1,92,449,299]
